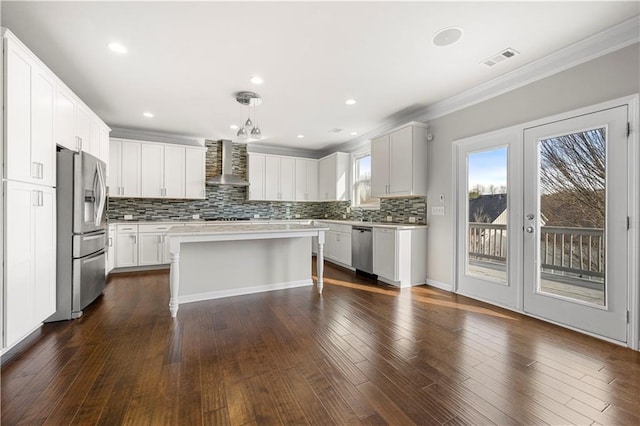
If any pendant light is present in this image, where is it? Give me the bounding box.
[235,91,262,141]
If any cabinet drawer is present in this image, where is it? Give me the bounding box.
[138,223,175,233]
[116,224,138,233]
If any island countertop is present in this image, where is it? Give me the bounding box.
[167,223,329,238]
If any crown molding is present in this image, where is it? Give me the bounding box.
[109,127,205,147]
[328,15,639,154]
[246,143,319,159]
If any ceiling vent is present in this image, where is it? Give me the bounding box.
[329,128,344,133]
[482,47,519,67]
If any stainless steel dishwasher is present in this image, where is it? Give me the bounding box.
[352,226,374,275]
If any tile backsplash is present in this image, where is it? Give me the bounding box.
[107,140,426,224]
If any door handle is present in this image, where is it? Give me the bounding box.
[526,226,534,234]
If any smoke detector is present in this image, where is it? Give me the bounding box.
[482,48,520,67]
[329,128,344,133]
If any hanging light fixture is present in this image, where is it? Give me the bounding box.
[235,91,262,141]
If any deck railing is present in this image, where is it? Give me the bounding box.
[468,223,604,281]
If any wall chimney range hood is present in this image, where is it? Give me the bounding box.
[206,140,250,186]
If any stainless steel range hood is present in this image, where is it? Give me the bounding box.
[206,140,249,187]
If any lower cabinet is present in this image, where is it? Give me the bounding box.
[316,221,352,267]
[112,223,184,269]
[115,224,138,268]
[4,181,56,348]
[107,224,115,274]
[373,227,427,287]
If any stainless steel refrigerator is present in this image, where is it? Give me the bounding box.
[46,149,107,322]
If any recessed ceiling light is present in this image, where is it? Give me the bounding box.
[230,124,239,130]
[351,131,358,136]
[345,99,357,105]
[432,27,463,47]
[143,112,154,118]
[297,134,305,139]
[250,76,264,85]
[108,42,127,54]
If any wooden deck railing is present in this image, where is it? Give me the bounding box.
[468,223,604,281]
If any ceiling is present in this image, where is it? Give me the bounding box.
[2,1,638,151]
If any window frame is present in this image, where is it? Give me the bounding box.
[351,146,379,209]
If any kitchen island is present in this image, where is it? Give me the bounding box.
[167,223,328,317]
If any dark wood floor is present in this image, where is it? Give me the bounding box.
[2,262,640,425]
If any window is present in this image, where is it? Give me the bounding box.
[352,148,379,208]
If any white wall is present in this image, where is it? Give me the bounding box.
[425,43,640,287]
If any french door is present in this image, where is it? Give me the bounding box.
[523,106,628,343]
[456,129,522,309]
[456,104,630,343]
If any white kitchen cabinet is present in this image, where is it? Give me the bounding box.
[373,226,427,287]
[4,34,56,187]
[265,155,295,201]
[107,224,116,274]
[138,223,176,266]
[55,84,77,151]
[316,221,352,267]
[115,224,138,267]
[185,147,206,199]
[318,152,350,201]
[89,118,101,159]
[99,126,110,166]
[371,122,428,197]
[247,153,266,200]
[140,143,186,198]
[75,104,91,154]
[4,181,56,348]
[140,143,164,197]
[164,145,186,198]
[295,158,318,201]
[109,139,141,197]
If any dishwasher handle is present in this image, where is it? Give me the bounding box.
[352,226,373,232]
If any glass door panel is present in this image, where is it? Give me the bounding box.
[538,129,606,306]
[456,129,522,309]
[523,106,628,343]
[466,148,508,284]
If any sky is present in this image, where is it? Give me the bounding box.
[468,147,507,191]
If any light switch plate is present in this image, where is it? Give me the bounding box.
[124,214,133,220]
[386,216,393,222]
[254,214,260,218]
[346,207,351,213]
[431,206,445,216]
[409,217,416,223]
[295,214,300,218]
[439,193,445,202]
[192,214,200,220]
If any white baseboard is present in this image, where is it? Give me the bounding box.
[425,278,453,292]
[179,279,314,304]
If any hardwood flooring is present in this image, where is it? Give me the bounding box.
[2,262,640,425]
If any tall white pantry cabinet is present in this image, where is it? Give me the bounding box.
[1,29,110,350]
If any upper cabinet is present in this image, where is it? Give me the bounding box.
[185,147,206,199]
[4,34,56,186]
[295,158,318,201]
[318,152,350,201]
[265,155,295,201]
[371,122,428,198]
[109,138,206,200]
[247,153,266,200]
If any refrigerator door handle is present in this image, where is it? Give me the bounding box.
[95,163,107,227]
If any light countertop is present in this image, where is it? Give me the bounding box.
[110,219,426,230]
[167,222,329,237]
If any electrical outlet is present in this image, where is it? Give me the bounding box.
[409,217,416,223]
[295,214,300,218]
[346,207,351,213]
[325,213,328,218]
[253,214,260,218]
[192,214,200,220]
[342,214,347,219]
[431,206,446,216]
[124,214,133,220]
[386,216,392,222]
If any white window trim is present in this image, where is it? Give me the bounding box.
[351,146,380,209]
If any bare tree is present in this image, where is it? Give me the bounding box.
[539,128,605,228]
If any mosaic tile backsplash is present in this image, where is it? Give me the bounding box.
[107,140,426,224]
